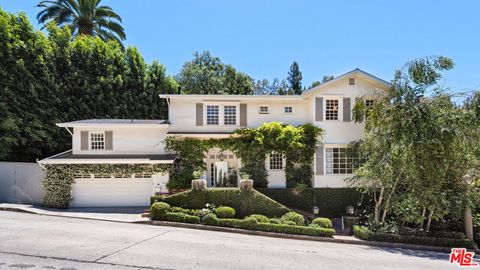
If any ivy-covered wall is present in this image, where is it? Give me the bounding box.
[42,164,170,208]
[165,122,323,189]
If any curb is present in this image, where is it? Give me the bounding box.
[148,220,453,253]
[0,207,458,253]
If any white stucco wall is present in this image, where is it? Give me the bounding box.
[0,162,45,204]
[72,126,169,155]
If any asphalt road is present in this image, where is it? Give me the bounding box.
[0,211,458,270]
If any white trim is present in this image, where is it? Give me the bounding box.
[324,144,354,176]
[159,94,306,100]
[38,159,174,165]
[57,123,170,128]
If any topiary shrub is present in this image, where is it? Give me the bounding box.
[281,212,305,226]
[150,202,171,220]
[215,206,236,218]
[202,213,219,226]
[247,214,269,223]
[311,217,332,228]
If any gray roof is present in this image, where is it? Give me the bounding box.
[48,151,176,161]
[38,150,177,165]
[57,119,168,127]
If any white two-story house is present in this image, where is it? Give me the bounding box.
[38,68,391,207]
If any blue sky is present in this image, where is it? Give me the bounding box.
[2,0,480,91]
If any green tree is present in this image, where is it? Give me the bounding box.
[176,51,254,95]
[349,56,478,232]
[0,8,174,161]
[37,0,125,43]
[287,61,302,95]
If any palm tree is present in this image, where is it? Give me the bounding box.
[37,0,126,43]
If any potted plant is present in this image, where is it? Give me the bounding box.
[191,169,207,191]
[239,172,253,191]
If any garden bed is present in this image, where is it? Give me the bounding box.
[353,225,473,248]
[150,202,335,238]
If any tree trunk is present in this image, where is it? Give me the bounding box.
[426,207,434,232]
[374,187,384,223]
[381,177,399,223]
[419,207,426,231]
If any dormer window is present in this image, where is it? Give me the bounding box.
[259,106,269,114]
[90,132,105,150]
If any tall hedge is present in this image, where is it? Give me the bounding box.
[0,8,177,162]
[256,188,363,218]
[152,188,290,218]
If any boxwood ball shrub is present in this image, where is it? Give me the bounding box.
[150,202,171,220]
[247,214,269,223]
[281,212,305,226]
[215,206,236,218]
[202,213,219,226]
[311,218,332,228]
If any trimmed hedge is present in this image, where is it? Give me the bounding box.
[256,188,362,218]
[353,226,473,248]
[151,188,290,217]
[162,212,201,224]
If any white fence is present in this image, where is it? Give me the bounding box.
[0,162,45,204]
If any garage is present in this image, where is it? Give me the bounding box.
[71,177,153,207]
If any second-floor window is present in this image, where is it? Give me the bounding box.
[207,105,219,125]
[326,99,339,120]
[224,105,237,125]
[90,132,105,150]
[259,106,269,114]
[284,106,293,114]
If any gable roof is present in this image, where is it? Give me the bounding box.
[301,68,392,96]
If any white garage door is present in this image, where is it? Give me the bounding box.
[71,178,152,207]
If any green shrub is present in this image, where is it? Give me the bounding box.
[154,188,290,217]
[240,216,258,229]
[257,188,363,218]
[215,206,236,218]
[311,218,332,228]
[150,202,171,220]
[157,211,202,224]
[283,220,296,226]
[269,218,282,224]
[202,213,219,226]
[247,214,269,223]
[253,223,335,237]
[169,206,201,216]
[281,212,305,226]
[353,226,472,248]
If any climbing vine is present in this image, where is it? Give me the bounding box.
[165,122,323,189]
[42,164,171,208]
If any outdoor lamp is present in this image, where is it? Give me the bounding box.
[313,206,319,215]
[346,205,355,215]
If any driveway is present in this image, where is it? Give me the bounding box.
[0,203,148,222]
[0,211,458,270]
